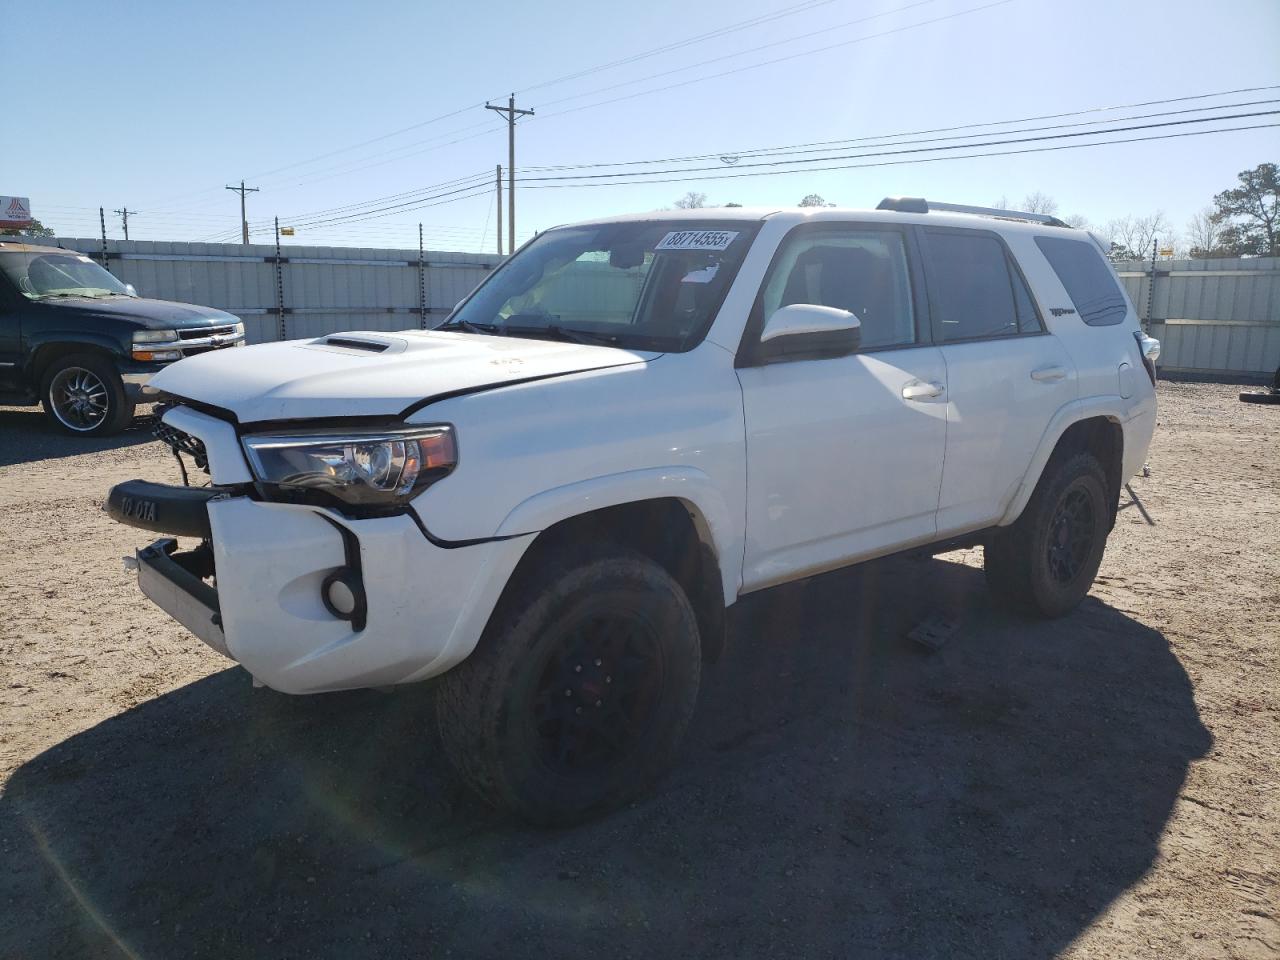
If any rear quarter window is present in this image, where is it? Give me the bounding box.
[1035,236,1128,326]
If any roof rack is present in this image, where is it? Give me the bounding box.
[876,197,1069,228]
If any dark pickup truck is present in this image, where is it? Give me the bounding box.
[0,240,245,435]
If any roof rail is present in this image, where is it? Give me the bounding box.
[876,197,1069,228]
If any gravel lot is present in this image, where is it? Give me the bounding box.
[1,380,1276,960]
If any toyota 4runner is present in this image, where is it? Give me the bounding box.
[106,199,1160,823]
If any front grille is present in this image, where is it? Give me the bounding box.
[154,420,209,473]
[178,325,237,340]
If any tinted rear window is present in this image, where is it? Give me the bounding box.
[923,231,1019,341]
[1035,236,1127,326]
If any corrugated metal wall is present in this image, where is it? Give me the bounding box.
[54,238,497,345]
[47,238,1280,378]
[1115,256,1280,376]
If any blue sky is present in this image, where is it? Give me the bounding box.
[8,0,1279,252]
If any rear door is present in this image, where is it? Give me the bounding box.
[919,227,1077,535]
[736,221,948,591]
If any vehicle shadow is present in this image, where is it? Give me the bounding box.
[0,407,156,467]
[0,556,1210,960]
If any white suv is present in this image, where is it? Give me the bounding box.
[107,199,1160,823]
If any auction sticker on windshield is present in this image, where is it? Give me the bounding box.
[655,230,739,251]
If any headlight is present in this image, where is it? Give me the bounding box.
[241,426,457,508]
[133,329,178,344]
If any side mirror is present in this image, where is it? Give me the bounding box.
[757,303,861,360]
[124,283,139,297]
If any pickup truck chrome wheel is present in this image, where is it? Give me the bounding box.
[436,545,700,825]
[49,366,110,431]
[41,354,135,437]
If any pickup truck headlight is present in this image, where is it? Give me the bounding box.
[132,328,182,361]
[242,426,456,507]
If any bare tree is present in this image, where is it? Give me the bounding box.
[1064,214,1090,229]
[1185,207,1227,258]
[798,194,835,207]
[1102,212,1174,262]
[673,191,707,209]
[1021,192,1060,216]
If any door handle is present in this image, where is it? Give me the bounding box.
[902,379,945,401]
[1031,365,1067,383]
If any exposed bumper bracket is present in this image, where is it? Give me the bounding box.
[136,538,230,659]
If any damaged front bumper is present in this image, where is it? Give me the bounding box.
[132,538,228,657]
[106,480,533,695]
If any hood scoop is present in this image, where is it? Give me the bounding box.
[305,332,407,355]
[323,335,389,353]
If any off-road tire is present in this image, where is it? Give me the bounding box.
[1239,390,1280,405]
[435,544,701,825]
[41,354,135,436]
[985,451,1111,618]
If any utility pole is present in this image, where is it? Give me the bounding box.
[485,94,533,253]
[225,180,259,246]
[113,207,135,241]
[495,164,503,257]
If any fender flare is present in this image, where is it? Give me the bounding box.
[998,397,1127,527]
[494,466,742,604]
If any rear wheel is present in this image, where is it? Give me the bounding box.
[41,354,134,436]
[435,544,701,825]
[985,451,1111,618]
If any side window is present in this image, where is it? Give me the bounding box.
[1035,236,1128,326]
[1012,265,1042,334]
[761,228,915,350]
[923,230,1023,341]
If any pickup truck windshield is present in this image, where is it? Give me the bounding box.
[442,220,760,351]
[0,251,131,300]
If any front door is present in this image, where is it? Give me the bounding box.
[737,222,948,592]
[0,278,23,391]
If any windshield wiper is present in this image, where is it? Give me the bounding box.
[504,324,622,347]
[435,318,502,335]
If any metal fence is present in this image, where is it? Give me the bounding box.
[54,237,498,345]
[1115,256,1280,378]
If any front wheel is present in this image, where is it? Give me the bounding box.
[435,544,701,825]
[985,451,1111,618]
[41,354,135,436]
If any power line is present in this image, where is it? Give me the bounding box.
[514,0,843,96]
[143,0,852,207]
[520,86,1280,172]
[517,109,1280,183]
[535,0,944,112]
[535,0,1015,122]
[519,121,1280,190]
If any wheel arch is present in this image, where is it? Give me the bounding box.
[495,472,737,661]
[1001,402,1125,528]
[29,338,124,388]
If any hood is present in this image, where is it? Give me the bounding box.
[151,329,657,424]
[36,295,239,330]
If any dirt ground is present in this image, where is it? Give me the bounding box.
[0,380,1276,960]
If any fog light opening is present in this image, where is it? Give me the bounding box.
[321,569,366,629]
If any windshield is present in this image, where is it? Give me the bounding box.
[442,220,760,351]
[0,251,131,300]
